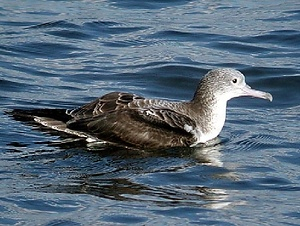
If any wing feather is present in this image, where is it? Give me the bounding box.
[138,108,197,131]
[67,92,144,119]
[67,107,197,148]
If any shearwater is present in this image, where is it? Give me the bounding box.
[9,68,273,149]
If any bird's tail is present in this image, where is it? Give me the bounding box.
[7,108,71,122]
[7,108,71,132]
[6,108,92,139]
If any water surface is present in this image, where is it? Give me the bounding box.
[0,0,300,225]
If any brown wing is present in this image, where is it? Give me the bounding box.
[67,92,145,119]
[66,107,197,148]
[137,108,197,130]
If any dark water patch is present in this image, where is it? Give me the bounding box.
[0,218,19,225]
[0,45,22,58]
[0,42,84,60]
[101,214,147,224]
[262,75,300,107]
[239,66,299,108]
[0,196,81,213]
[137,65,203,99]
[248,30,300,47]
[111,0,193,9]
[233,134,280,151]
[283,9,300,20]
[84,20,119,27]
[0,79,28,92]
[153,208,232,225]
[212,63,249,71]
[283,211,300,220]
[48,85,84,92]
[6,142,29,148]
[102,38,151,48]
[149,30,231,43]
[0,21,36,27]
[149,30,201,42]
[275,152,300,166]
[1,62,59,79]
[252,177,298,191]
[227,117,269,126]
[45,219,81,226]
[259,51,300,59]
[30,20,151,43]
[153,206,209,218]
[140,64,205,80]
[67,64,205,100]
[222,177,297,191]
[261,9,300,21]
[0,195,84,224]
[149,30,290,58]
[47,30,92,40]
[26,10,59,17]
[242,66,299,77]
[239,165,276,173]
[83,20,148,36]
[27,20,80,30]
[188,25,211,29]
[15,42,84,59]
[212,42,270,55]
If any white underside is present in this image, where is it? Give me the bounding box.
[184,101,227,147]
[185,124,218,147]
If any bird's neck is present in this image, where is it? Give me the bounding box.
[190,92,228,143]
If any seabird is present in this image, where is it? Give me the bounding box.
[10,68,272,149]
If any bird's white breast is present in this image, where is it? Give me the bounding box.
[186,101,227,146]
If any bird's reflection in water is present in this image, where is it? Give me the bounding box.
[84,136,225,168]
[35,137,238,210]
[190,137,224,167]
[5,120,237,210]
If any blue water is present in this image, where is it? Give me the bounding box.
[1,0,300,225]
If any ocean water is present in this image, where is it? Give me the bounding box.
[0,0,300,225]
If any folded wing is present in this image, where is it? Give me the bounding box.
[67,92,145,119]
[67,105,197,148]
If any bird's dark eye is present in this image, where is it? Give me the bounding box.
[232,78,238,84]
